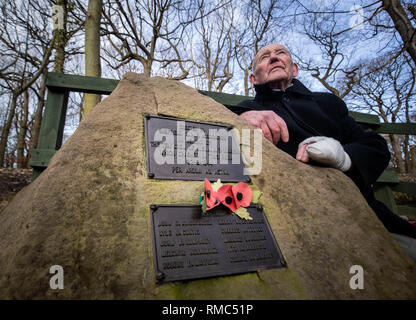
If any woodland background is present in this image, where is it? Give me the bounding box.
[0,0,415,174]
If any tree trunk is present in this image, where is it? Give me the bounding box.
[217,74,232,93]
[410,145,416,173]
[143,60,152,78]
[403,135,410,172]
[244,68,250,96]
[0,95,18,166]
[389,133,406,173]
[28,69,48,162]
[53,0,68,72]
[383,0,416,65]
[17,87,29,168]
[84,0,103,115]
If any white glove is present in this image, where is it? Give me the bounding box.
[299,136,352,172]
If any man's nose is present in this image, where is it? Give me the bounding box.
[269,52,280,63]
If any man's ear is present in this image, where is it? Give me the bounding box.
[293,62,299,78]
[249,73,257,85]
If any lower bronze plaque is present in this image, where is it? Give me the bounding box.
[150,204,286,283]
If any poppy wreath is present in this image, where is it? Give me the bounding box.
[204,178,252,212]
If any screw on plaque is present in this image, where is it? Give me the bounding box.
[148,172,155,179]
[245,176,251,183]
[144,113,151,119]
[280,259,287,267]
[156,271,165,282]
[257,204,263,211]
[150,204,158,211]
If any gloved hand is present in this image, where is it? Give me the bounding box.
[297,136,352,172]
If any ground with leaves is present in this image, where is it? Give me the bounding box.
[0,168,32,212]
[395,173,416,218]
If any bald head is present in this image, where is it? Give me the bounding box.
[250,44,298,90]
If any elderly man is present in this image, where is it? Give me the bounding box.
[228,43,416,261]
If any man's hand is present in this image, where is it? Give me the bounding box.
[240,110,289,145]
[296,136,352,172]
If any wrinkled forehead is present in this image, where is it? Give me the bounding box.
[256,44,291,61]
[253,44,292,69]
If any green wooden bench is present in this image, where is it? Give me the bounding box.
[29,72,416,219]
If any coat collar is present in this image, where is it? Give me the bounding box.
[254,78,313,97]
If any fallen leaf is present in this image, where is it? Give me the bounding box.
[235,207,253,220]
[200,192,207,212]
[211,178,223,192]
[251,190,263,204]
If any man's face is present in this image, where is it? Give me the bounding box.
[250,44,298,89]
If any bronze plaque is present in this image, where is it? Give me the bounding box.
[144,114,250,182]
[150,204,286,283]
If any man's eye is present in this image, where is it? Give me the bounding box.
[261,55,269,61]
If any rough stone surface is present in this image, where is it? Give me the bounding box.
[0,73,415,299]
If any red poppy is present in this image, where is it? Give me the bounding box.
[232,182,252,208]
[204,179,253,213]
[204,178,221,210]
[217,184,238,212]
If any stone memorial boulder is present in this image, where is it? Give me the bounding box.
[0,72,415,299]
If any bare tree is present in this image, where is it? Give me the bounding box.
[382,0,416,65]
[16,80,29,168]
[0,1,56,167]
[290,4,379,100]
[0,0,83,167]
[292,0,416,86]
[84,0,103,115]
[27,68,48,165]
[191,0,235,92]
[101,0,207,78]
[350,53,416,173]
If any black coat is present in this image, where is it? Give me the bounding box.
[227,79,416,238]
